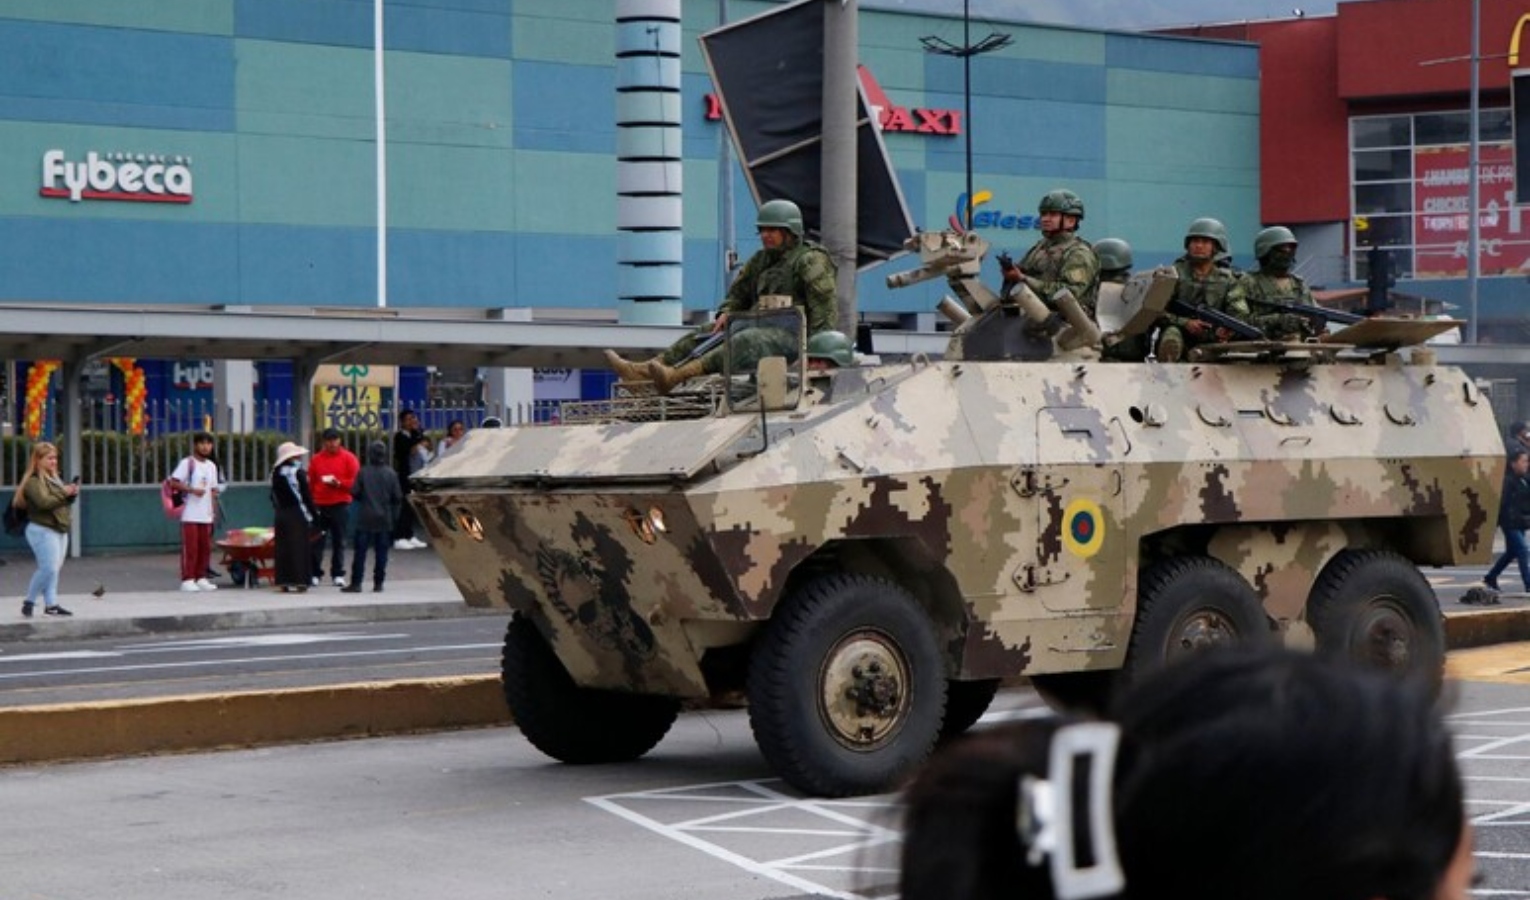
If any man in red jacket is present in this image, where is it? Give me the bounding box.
[308,427,360,588]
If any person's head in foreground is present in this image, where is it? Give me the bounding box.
[899,648,1472,900]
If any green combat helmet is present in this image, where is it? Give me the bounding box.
[1038,188,1085,220]
[757,199,804,237]
[807,330,855,367]
[1254,226,1298,261]
[1094,237,1133,273]
[1185,217,1229,254]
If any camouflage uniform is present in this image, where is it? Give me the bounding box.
[661,240,838,375]
[1242,270,1316,341]
[1009,232,1100,318]
[1157,259,1251,356]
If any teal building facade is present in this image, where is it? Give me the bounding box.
[0,1,1260,319]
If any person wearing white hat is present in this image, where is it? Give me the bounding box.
[270,440,316,593]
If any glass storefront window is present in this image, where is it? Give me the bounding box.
[1349,108,1514,279]
[1352,116,1410,149]
[1354,182,1412,214]
[1353,149,1412,182]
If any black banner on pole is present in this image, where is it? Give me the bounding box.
[1514,70,1530,205]
[699,0,914,269]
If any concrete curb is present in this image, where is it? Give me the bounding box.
[0,602,497,643]
[0,675,510,766]
[1444,606,1530,650]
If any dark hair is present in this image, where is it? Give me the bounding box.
[897,649,1463,900]
[1110,650,1463,900]
[192,430,214,444]
[1510,448,1529,465]
[901,718,1082,900]
[321,427,341,440]
[1512,421,1528,439]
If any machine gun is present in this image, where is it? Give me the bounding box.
[886,230,1100,358]
[1166,296,1266,341]
[1245,296,1365,330]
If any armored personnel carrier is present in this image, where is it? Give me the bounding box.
[412,230,1502,797]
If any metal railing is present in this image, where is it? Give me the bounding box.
[2,397,567,486]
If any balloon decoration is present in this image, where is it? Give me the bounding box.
[109,358,147,435]
[23,360,61,439]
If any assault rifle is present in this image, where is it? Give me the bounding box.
[1245,296,1365,329]
[1166,296,1266,341]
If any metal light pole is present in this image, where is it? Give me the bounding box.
[1467,0,1481,342]
[922,0,1010,229]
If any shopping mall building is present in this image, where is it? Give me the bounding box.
[0,0,1523,427]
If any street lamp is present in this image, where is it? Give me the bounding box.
[921,0,1011,229]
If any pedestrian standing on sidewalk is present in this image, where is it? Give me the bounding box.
[13,441,78,617]
[308,427,359,588]
[270,441,316,593]
[1484,447,1530,593]
[391,409,427,550]
[344,440,403,593]
[169,431,222,593]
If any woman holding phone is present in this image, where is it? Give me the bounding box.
[11,441,78,617]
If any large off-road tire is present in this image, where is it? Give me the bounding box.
[746,574,946,797]
[1122,556,1271,684]
[940,679,1000,739]
[1307,549,1445,685]
[501,616,680,765]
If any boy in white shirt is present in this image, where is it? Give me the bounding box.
[169,431,222,592]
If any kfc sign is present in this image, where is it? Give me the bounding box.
[703,66,960,137]
[40,149,193,204]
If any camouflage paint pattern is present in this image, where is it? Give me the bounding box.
[413,353,1502,698]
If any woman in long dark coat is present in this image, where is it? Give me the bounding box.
[270,441,316,593]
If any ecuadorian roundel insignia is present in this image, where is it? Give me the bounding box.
[1062,498,1105,558]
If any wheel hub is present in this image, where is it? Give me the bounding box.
[1172,609,1239,656]
[820,631,911,751]
[1354,598,1411,669]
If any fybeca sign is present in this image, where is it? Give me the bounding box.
[40,149,193,204]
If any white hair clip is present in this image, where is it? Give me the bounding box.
[1016,722,1125,900]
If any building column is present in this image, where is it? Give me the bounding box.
[616,0,684,326]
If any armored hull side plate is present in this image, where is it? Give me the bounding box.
[417,417,756,485]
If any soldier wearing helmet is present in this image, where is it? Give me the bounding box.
[999,188,1100,321]
[1154,217,1252,363]
[806,330,855,370]
[1242,226,1317,341]
[1094,238,1150,362]
[604,198,838,394]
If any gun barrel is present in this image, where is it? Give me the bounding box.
[886,266,945,290]
[1167,298,1265,341]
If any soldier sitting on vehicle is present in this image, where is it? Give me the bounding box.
[1242,226,1319,341]
[603,198,838,395]
[999,188,1101,324]
[1154,217,1253,362]
[1094,237,1152,363]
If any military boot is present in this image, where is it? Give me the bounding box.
[1155,335,1184,363]
[604,349,653,383]
[647,358,705,395]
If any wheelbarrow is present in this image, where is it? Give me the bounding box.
[216,527,276,589]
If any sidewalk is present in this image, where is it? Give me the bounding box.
[0,543,491,643]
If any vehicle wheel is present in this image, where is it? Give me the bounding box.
[1307,549,1444,685]
[940,679,1000,739]
[1123,556,1271,683]
[747,574,946,797]
[1029,670,1118,714]
[501,616,680,764]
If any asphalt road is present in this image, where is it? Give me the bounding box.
[0,616,509,708]
[4,674,1529,899]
